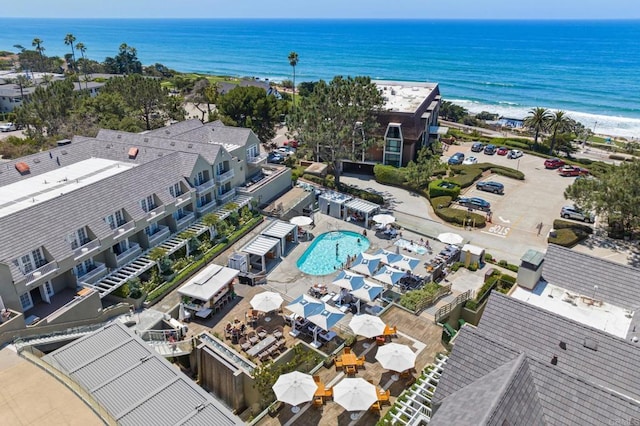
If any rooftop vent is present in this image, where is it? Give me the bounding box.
[33,158,40,164]
[170,141,175,146]
[559,341,567,350]
[583,338,598,351]
[157,153,163,157]
[128,147,139,159]
[15,162,30,175]
[61,150,68,155]
[551,354,558,365]
[144,137,149,142]
[187,144,193,148]
[165,130,170,135]
[117,134,122,139]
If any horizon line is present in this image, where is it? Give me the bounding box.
[3,17,640,21]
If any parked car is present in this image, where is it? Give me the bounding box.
[558,165,589,177]
[484,144,497,155]
[561,205,594,223]
[476,181,504,194]
[462,156,478,165]
[283,140,299,148]
[458,196,491,212]
[267,152,284,163]
[0,122,17,132]
[277,146,295,156]
[471,142,485,152]
[544,158,565,169]
[497,146,509,155]
[507,149,523,159]
[448,152,465,165]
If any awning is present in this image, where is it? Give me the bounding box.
[429,126,450,135]
[241,235,280,257]
[344,198,380,215]
[178,263,239,302]
[261,220,297,240]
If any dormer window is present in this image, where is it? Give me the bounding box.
[140,195,156,212]
[15,247,46,275]
[104,209,126,230]
[169,182,182,197]
[68,227,90,249]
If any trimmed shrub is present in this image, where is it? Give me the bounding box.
[434,207,486,228]
[448,167,483,188]
[489,166,525,180]
[501,274,516,285]
[430,195,452,210]
[429,179,461,199]
[553,219,594,235]
[374,164,406,185]
[573,158,593,165]
[548,228,589,247]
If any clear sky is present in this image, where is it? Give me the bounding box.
[3,0,640,19]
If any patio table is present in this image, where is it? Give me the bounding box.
[195,308,213,319]
[247,335,276,357]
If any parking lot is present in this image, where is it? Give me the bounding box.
[444,142,579,241]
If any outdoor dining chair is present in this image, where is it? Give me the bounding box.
[257,326,268,339]
[247,331,259,345]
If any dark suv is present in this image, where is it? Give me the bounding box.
[476,181,504,194]
[448,152,465,165]
[458,197,491,212]
[484,144,497,155]
[471,142,484,152]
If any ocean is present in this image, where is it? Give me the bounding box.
[1,18,639,137]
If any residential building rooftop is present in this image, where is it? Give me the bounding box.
[374,80,439,114]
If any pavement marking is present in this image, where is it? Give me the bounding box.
[482,224,511,238]
[498,216,511,224]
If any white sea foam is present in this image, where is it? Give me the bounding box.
[449,100,640,139]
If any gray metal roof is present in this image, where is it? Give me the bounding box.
[432,292,640,425]
[261,219,297,240]
[241,235,280,257]
[344,198,380,215]
[521,248,545,267]
[145,118,256,148]
[542,244,640,309]
[43,322,242,426]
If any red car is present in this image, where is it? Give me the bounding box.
[497,146,509,155]
[558,165,589,177]
[544,158,566,169]
[284,140,299,148]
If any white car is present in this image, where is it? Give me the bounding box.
[508,149,523,159]
[462,156,478,165]
[277,146,295,156]
[0,122,17,132]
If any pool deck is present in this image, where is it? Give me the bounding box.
[297,230,372,276]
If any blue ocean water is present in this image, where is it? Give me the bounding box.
[1,19,639,136]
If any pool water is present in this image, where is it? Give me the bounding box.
[297,231,370,276]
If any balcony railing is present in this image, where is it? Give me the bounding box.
[215,169,235,184]
[217,188,237,205]
[115,243,141,267]
[24,261,59,285]
[146,205,166,222]
[147,225,170,247]
[77,262,108,285]
[247,152,268,165]
[73,239,101,261]
[195,178,216,194]
[176,211,196,231]
[113,220,136,240]
[175,191,194,207]
[196,199,217,215]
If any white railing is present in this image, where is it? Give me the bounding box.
[215,169,235,184]
[78,262,108,284]
[147,225,170,247]
[113,220,135,239]
[146,205,166,222]
[73,239,101,260]
[115,243,141,267]
[195,178,216,193]
[196,199,217,215]
[247,152,268,164]
[176,211,196,230]
[217,188,237,205]
[25,261,59,285]
[175,192,194,207]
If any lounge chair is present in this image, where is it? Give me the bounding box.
[343,347,352,355]
[324,387,333,400]
[345,365,357,375]
[335,360,344,371]
[370,401,381,412]
[313,375,321,383]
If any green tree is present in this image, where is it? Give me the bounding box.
[217,85,286,143]
[178,230,197,257]
[439,101,468,122]
[287,51,299,107]
[548,110,571,154]
[202,213,221,241]
[189,79,218,122]
[524,107,551,147]
[104,43,142,74]
[148,247,168,274]
[405,147,441,189]
[289,75,385,186]
[64,33,77,73]
[31,38,45,71]
[297,81,318,98]
[564,161,640,234]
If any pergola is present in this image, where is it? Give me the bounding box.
[261,220,298,254]
[344,198,380,226]
[241,235,281,272]
[178,264,239,317]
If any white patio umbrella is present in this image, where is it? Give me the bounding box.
[372,265,406,286]
[375,342,417,374]
[333,377,379,416]
[333,270,366,291]
[349,313,386,338]
[272,371,317,413]
[372,214,396,226]
[290,216,313,227]
[250,291,284,313]
[437,232,464,245]
[349,253,381,276]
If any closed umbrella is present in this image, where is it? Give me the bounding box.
[272,371,317,413]
[333,377,378,418]
[437,232,464,245]
[349,313,386,338]
[372,214,396,226]
[375,343,417,377]
[290,216,313,227]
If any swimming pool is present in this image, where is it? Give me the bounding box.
[297,231,370,276]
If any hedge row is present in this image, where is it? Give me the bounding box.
[301,174,385,205]
[428,179,461,199]
[553,219,593,235]
[489,166,525,180]
[433,207,486,228]
[373,164,406,185]
[548,228,589,247]
[429,195,453,210]
[448,167,483,188]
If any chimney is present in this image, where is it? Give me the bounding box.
[551,354,558,365]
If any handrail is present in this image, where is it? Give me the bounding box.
[434,289,473,323]
[24,261,59,284]
[73,239,101,260]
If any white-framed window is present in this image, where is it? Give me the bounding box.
[114,239,130,255]
[246,145,258,159]
[75,259,94,277]
[69,227,89,249]
[173,207,185,220]
[44,281,54,297]
[19,292,33,311]
[216,162,225,175]
[169,182,181,197]
[21,254,34,274]
[145,223,159,236]
[105,209,126,229]
[195,171,206,186]
[32,248,46,268]
[140,195,155,212]
[17,248,46,274]
[198,195,208,208]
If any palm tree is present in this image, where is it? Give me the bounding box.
[31,38,45,72]
[524,107,551,147]
[287,51,299,109]
[15,75,29,102]
[548,110,571,155]
[76,42,89,89]
[64,33,77,73]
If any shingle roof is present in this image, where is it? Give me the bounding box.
[432,293,640,425]
[44,322,242,426]
[543,244,640,309]
[145,118,255,147]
